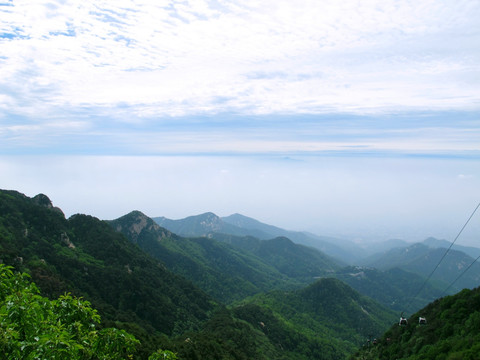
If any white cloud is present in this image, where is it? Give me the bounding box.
[1,0,479,119]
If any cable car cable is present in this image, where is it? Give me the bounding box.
[440,251,480,297]
[402,201,480,316]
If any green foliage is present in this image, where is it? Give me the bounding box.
[351,286,480,360]
[161,307,284,360]
[110,211,302,304]
[0,264,139,359]
[148,349,178,360]
[363,243,480,293]
[111,211,341,306]
[218,234,340,281]
[0,189,410,360]
[0,189,216,356]
[237,278,396,359]
[333,266,444,312]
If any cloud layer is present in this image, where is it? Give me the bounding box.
[1,0,479,120]
[1,1,479,243]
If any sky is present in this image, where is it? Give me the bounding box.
[0,0,479,245]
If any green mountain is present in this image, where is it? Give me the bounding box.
[332,266,444,312]
[241,277,396,357]
[212,232,340,281]
[164,279,397,360]
[0,189,217,356]
[362,242,480,292]
[153,212,259,238]
[223,213,367,264]
[110,211,300,304]
[110,211,342,304]
[351,285,480,359]
[0,189,412,359]
[155,212,362,264]
[423,236,480,258]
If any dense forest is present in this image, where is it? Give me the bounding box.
[350,286,480,359]
[1,189,479,359]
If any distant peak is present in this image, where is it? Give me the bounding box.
[112,210,173,242]
[117,210,156,225]
[127,210,149,219]
[190,212,222,223]
[199,212,220,219]
[33,193,53,207]
[32,193,64,216]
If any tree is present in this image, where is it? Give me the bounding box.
[148,349,178,360]
[0,264,139,359]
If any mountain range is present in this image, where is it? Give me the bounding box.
[2,188,479,359]
[110,211,302,304]
[361,242,480,293]
[154,212,365,264]
[0,189,398,359]
[153,211,480,297]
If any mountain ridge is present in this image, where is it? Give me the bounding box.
[155,212,368,264]
[351,284,480,359]
[362,242,480,292]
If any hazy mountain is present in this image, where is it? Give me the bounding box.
[223,213,367,263]
[155,212,365,264]
[362,238,411,255]
[332,266,444,312]
[212,232,341,280]
[153,212,267,238]
[110,211,304,303]
[2,188,443,359]
[112,211,343,302]
[351,285,480,359]
[362,242,480,292]
[423,236,480,258]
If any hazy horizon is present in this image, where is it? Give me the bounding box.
[1,1,479,246]
[1,154,479,247]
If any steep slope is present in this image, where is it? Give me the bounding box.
[213,232,340,281]
[243,278,396,357]
[351,286,480,359]
[0,189,217,354]
[362,243,480,292]
[110,211,301,304]
[332,266,444,312]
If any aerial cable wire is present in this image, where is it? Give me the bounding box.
[440,250,480,297]
[402,201,480,316]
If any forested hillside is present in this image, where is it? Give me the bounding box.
[0,190,216,357]
[212,232,341,279]
[332,266,444,312]
[0,189,412,359]
[243,278,396,355]
[111,211,340,303]
[362,243,480,292]
[110,211,301,303]
[351,286,480,359]
[155,212,361,264]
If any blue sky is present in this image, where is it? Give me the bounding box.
[1,0,479,244]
